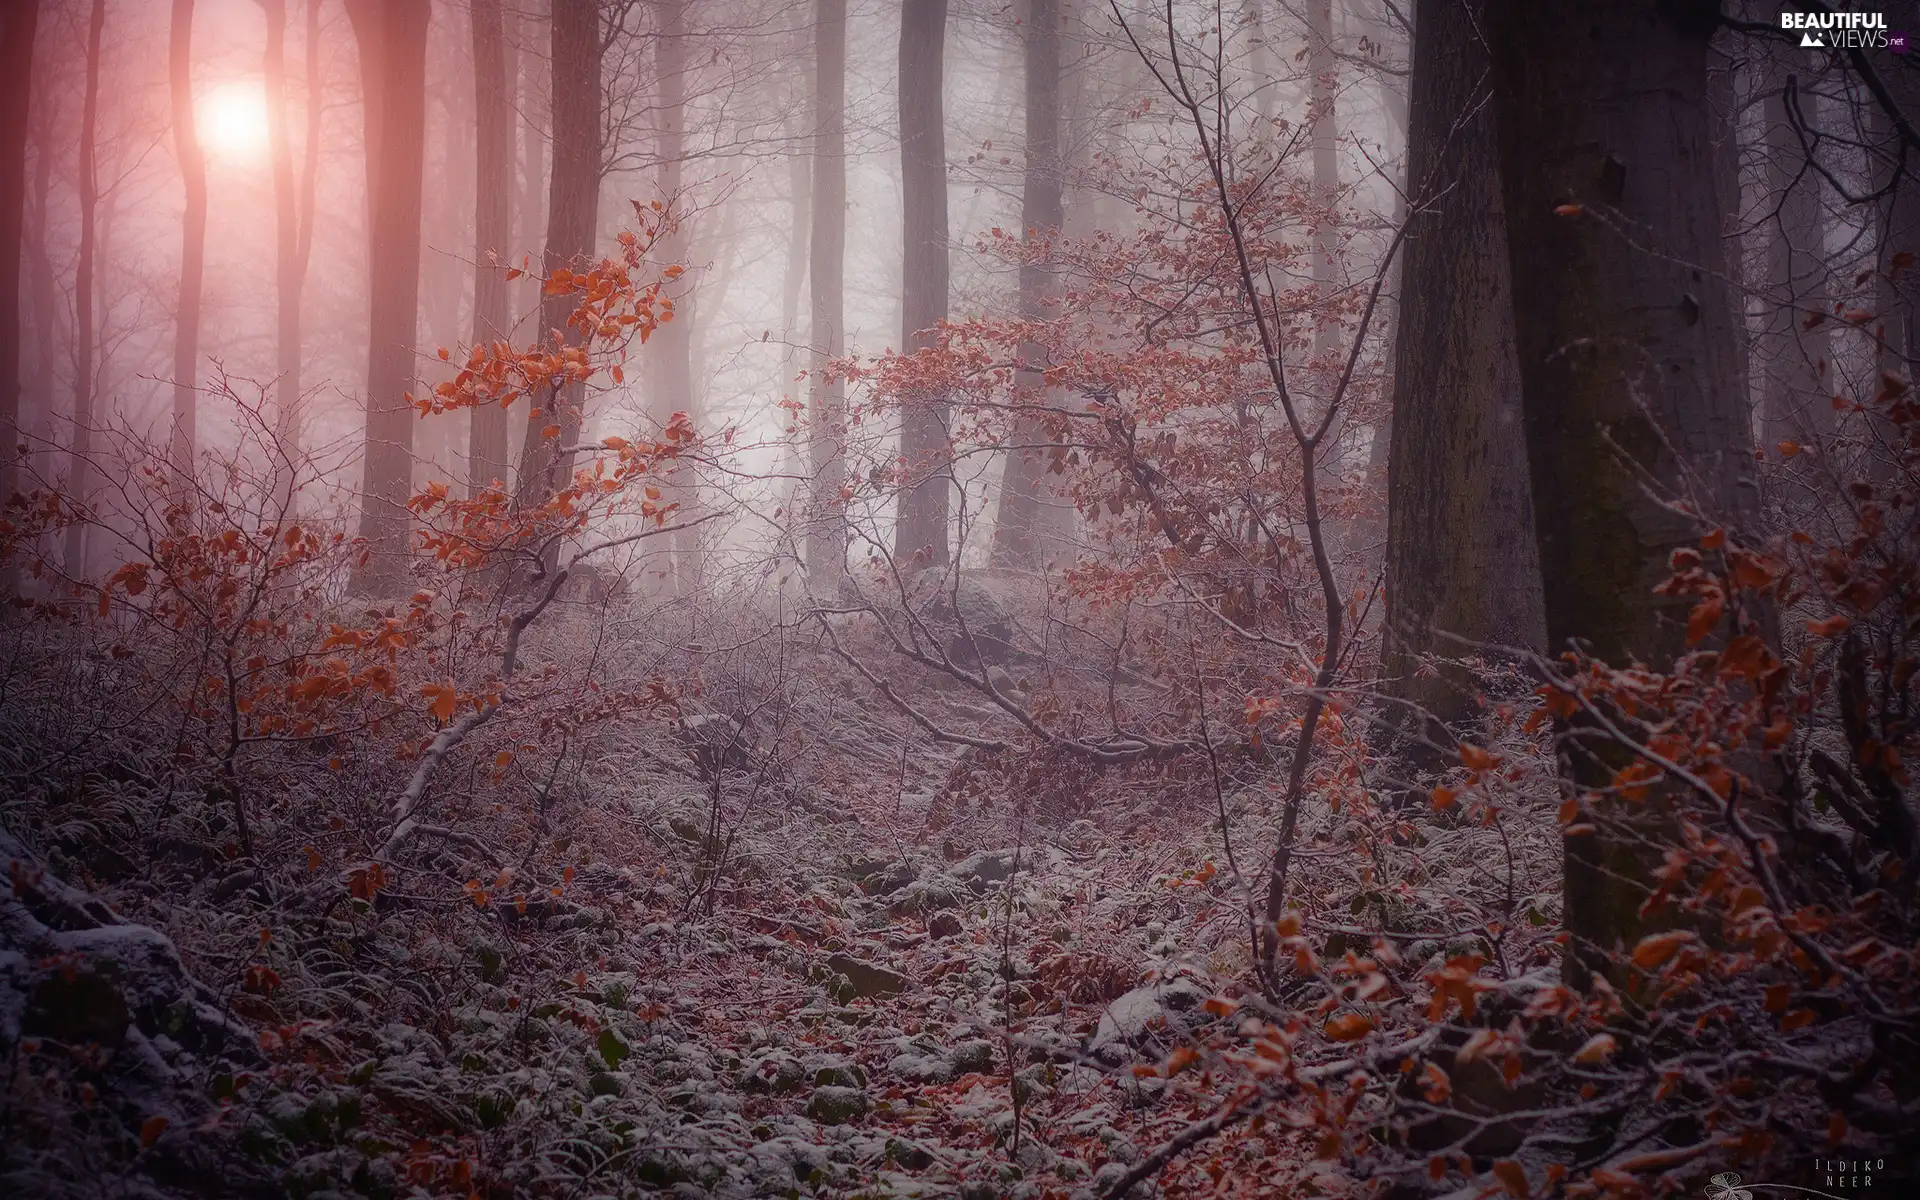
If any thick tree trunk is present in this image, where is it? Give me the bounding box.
[469,0,512,493]
[990,0,1064,571]
[781,91,809,355]
[1873,61,1920,407]
[895,0,951,568]
[806,0,847,580]
[0,0,36,517]
[1760,63,1831,442]
[25,70,55,488]
[513,0,598,512]
[344,0,431,592]
[1381,0,1545,747]
[1488,0,1761,985]
[652,0,699,592]
[1309,0,1336,362]
[169,0,206,474]
[62,0,104,579]
[263,0,302,455]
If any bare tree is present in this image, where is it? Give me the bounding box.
[895,0,951,567]
[990,0,1064,570]
[1381,0,1543,751]
[469,0,513,492]
[0,0,36,518]
[168,0,207,473]
[262,0,315,455]
[63,0,105,578]
[1487,0,1762,985]
[805,0,847,580]
[652,0,699,592]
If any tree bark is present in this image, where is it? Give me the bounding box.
[806,0,848,580]
[263,0,303,456]
[990,0,1064,571]
[894,0,951,568]
[1309,0,1336,362]
[469,0,512,493]
[1382,0,1545,748]
[62,0,104,579]
[169,0,207,474]
[513,0,599,512]
[25,63,55,489]
[0,0,36,517]
[1488,0,1761,985]
[651,0,699,592]
[344,0,431,591]
[1759,62,1831,442]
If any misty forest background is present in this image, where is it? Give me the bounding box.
[0,0,1917,1197]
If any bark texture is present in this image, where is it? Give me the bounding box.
[169,0,207,472]
[895,0,952,567]
[1759,63,1831,442]
[1382,0,1545,742]
[469,0,512,493]
[345,0,431,591]
[63,0,105,579]
[1488,0,1761,984]
[990,0,1065,570]
[0,0,36,515]
[806,0,848,580]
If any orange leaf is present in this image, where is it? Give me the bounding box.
[1323,1011,1372,1042]
[1491,1159,1529,1198]
[1776,439,1800,458]
[1806,614,1850,637]
[140,1115,169,1148]
[1572,1033,1617,1064]
[1552,204,1582,218]
[1686,590,1725,645]
[494,750,515,767]
[422,682,457,723]
[1459,743,1498,770]
[1631,930,1690,969]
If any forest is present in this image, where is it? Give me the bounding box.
[0,0,1916,1196]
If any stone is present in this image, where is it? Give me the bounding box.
[947,1039,996,1075]
[825,954,907,999]
[927,911,964,940]
[1090,977,1210,1061]
[804,1085,870,1125]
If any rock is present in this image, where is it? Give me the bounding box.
[927,911,964,940]
[804,1084,870,1125]
[949,849,1021,892]
[947,1039,996,1075]
[742,1048,807,1094]
[850,858,918,897]
[808,1054,866,1089]
[886,1137,936,1170]
[825,954,907,999]
[1090,977,1210,1061]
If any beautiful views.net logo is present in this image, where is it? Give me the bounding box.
[1779,10,1892,49]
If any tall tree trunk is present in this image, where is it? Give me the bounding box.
[513,0,598,513]
[651,0,699,592]
[1873,56,1920,413]
[26,72,55,488]
[344,0,431,591]
[1308,0,1336,362]
[1381,0,1544,750]
[1488,0,1761,986]
[63,0,104,579]
[468,0,512,493]
[1760,63,1831,442]
[990,0,1063,570]
[806,0,847,580]
[169,0,207,474]
[263,0,303,455]
[0,0,36,519]
[895,0,951,567]
[781,135,809,355]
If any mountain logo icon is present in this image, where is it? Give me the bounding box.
[1800,30,1825,47]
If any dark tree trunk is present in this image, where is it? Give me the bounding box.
[1873,59,1920,407]
[1488,0,1761,985]
[806,0,848,580]
[469,0,512,493]
[1309,0,1336,362]
[652,0,699,592]
[0,0,36,516]
[990,0,1064,570]
[1382,0,1545,747]
[25,66,55,488]
[63,0,104,579]
[169,0,206,473]
[1760,62,1831,442]
[513,0,598,512]
[263,0,303,455]
[894,0,951,568]
[344,0,431,591]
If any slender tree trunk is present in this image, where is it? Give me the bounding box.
[0,0,36,519]
[806,0,847,580]
[297,0,320,301]
[1381,0,1544,749]
[468,0,512,493]
[651,0,699,592]
[25,73,55,488]
[1308,0,1336,362]
[169,0,206,474]
[990,0,1063,570]
[263,0,302,454]
[513,0,598,512]
[344,0,431,591]
[1760,62,1831,442]
[781,136,810,354]
[1488,0,1761,986]
[63,0,104,579]
[895,0,951,567]
[1874,58,1920,410]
